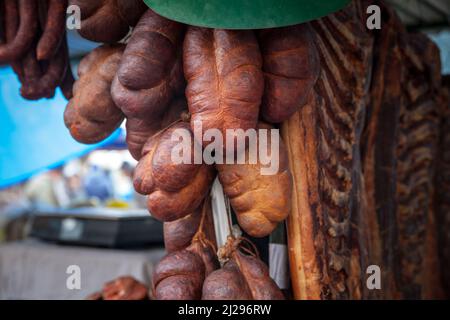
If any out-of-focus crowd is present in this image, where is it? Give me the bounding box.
[0,150,145,242]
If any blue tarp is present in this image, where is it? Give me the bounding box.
[0,66,120,189]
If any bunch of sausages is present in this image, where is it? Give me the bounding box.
[1,1,322,300]
[0,0,74,100]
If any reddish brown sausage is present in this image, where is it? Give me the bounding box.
[64,45,125,144]
[183,27,264,149]
[69,0,129,43]
[111,9,185,160]
[202,239,284,300]
[164,195,217,254]
[153,198,219,300]
[216,123,292,238]
[258,24,319,123]
[111,9,185,119]
[153,250,205,300]
[133,122,216,222]
[163,209,202,253]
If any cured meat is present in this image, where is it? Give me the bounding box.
[20,41,67,100]
[125,97,188,161]
[216,123,292,238]
[258,24,320,123]
[436,76,450,298]
[393,32,442,299]
[153,249,205,300]
[102,276,148,300]
[69,0,146,43]
[1,0,70,100]
[64,45,125,144]
[111,9,185,118]
[111,9,185,160]
[0,0,38,63]
[361,2,405,299]
[281,1,374,299]
[202,237,284,300]
[116,0,147,27]
[36,0,67,60]
[362,1,444,299]
[153,198,219,300]
[2,0,24,80]
[59,36,75,100]
[183,27,264,149]
[164,196,216,254]
[164,209,202,254]
[133,121,216,222]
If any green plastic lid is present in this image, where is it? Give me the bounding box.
[143,0,351,29]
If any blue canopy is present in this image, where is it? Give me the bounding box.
[0,66,120,189]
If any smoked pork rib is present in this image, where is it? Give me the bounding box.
[362,3,444,299]
[362,2,404,299]
[281,1,374,300]
[436,76,450,298]
[393,33,442,299]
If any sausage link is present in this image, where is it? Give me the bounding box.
[0,1,5,44]
[0,0,38,63]
[59,34,74,100]
[3,0,24,79]
[20,47,43,99]
[21,45,66,100]
[37,0,67,60]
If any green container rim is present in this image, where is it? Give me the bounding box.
[143,0,351,29]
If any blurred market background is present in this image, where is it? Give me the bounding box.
[0,0,449,299]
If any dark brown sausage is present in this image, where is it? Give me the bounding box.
[70,0,129,43]
[202,240,284,300]
[258,24,320,123]
[0,1,5,44]
[3,0,24,80]
[21,45,67,100]
[37,0,67,60]
[111,9,185,118]
[152,250,205,300]
[59,37,75,100]
[183,27,264,149]
[20,47,43,99]
[0,0,38,63]
[64,45,125,144]
[116,0,147,27]
[163,209,202,253]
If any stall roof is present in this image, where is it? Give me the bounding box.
[386,0,450,29]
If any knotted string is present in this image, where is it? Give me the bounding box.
[191,195,217,252]
[218,235,260,263]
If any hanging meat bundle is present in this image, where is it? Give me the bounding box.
[111,9,185,160]
[0,0,73,100]
[202,236,284,300]
[64,44,125,144]
[152,198,219,300]
[1,0,447,300]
